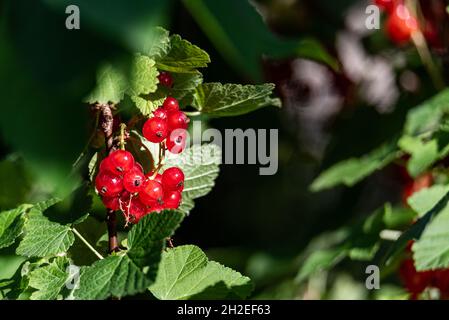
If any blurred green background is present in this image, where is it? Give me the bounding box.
[1,0,444,299]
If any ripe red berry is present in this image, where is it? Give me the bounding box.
[127,198,148,223]
[402,173,433,206]
[140,179,164,206]
[386,4,418,44]
[143,117,168,143]
[164,190,182,209]
[158,71,173,88]
[99,156,114,173]
[399,258,433,298]
[162,97,179,112]
[161,167,185,192]
[146,172,163,184]
[102,196,120,211]
[153,107,168,120]
[108,150,135,174]
[167,111,189,131]
[123,168,145,193]
[95,172,123,197]
[166,129,187,154]
[374,0,396,12]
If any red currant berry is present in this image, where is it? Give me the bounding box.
[140,179,164,206]
[374,0,396,12]
[95,172,123,197]
[99,156,114,173]
[158,71,173,88]
[102,196,120,211]
[133,162,144,173]
[153,107,168,120]
[162,97,179,112]
[162,167,185,192]
[386,4,418,44]
[148,204,163,213]
[143,117,168,143]
[164,190,182,209]
[166,129,187,154]
[123,168,145,193]
[146,172,163,184]
[127,198,148,223]
[109,150,135,174]
[167,111,189,131]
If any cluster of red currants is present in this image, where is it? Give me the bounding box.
[95,72,190,224]
[374,0,440,46]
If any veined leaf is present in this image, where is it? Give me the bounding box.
[74,210,184,300]
[0,204,32,249]
[28,257,70,300]
[149,245,253,300]
[156,34,210,73]
[85,63,128,104]
[193,82,280,117]
[398,136,438,178]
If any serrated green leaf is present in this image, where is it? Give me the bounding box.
[74,210,184,299]
[16,207,74,258]
[139,27,171,60]
[408,185,449,217]
[149,245,252,300]
[311,141,400,192]
[85,64,128,104]
[160,71,203,107]
[0,204,31,249]
[28,257,70,300]
[398,136,438,178]
[165,144,221,201]
[131,94,163,116]
[127,54,159,97]
[193,83,280,117]
[156,34,210,73]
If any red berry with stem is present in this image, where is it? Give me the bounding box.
[153,107,168,120]
[167,111,189,131]
[95,171,123,197]
[123,168,145,193]
[102,196,120,211]
[166,129,187,154]
[108,150,135,174]
[146,172,163,184]
[158,71,173,88]
[164,190,182,209]
[143,117,168,143]
[162,97,179,112]
[140,179,164,206]
[386,4,418,44]
[127,198,148,223]
[162,167,185,192]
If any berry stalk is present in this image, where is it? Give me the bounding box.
[99,103,120,253]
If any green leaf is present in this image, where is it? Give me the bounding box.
[16,206,74,258]
[74,210,184,299]
[161,71,203,107]
[127,54,159,97]
[407,185,449,217]
[156,34,210,73]
[404,89,449,136]
[139,27,171,60]
[398,136,438,178]
[0,205,31,249]
[384,191,449,266]
[193,82,280,117]
[84,63,128,104]
[413,205,449,271]
[165,144,221,211]
[149,245,253,300]
[296,248,347,283]
[28,257,70,300]
[311,141,400,192]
